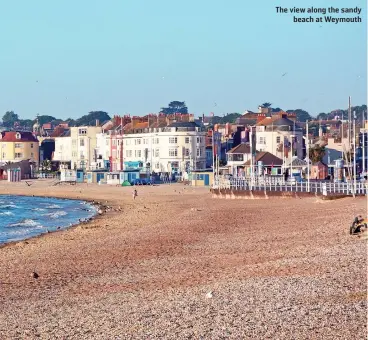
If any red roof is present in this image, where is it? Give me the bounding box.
[0,131,38,142]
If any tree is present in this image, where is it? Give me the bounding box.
[316,112,328,120]
[75,111,110,126]
[260,102,272,108]
[309,145,326,163]
[35,115,56,126]
[2,111,19,128]
[19,119,34,129]
[287,109,312,122]
[160,101,188,115]
[40,159,52,173]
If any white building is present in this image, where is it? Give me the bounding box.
[226,143,251,176]
[93,132,111,170]
[256,114,303,161]
[123,121,207,173]
[53,130,72,163]
[70,126,102,170]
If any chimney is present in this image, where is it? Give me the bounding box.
[96,119,99,126]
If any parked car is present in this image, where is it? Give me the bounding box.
[141,178,153,185]
[130,179,144,186]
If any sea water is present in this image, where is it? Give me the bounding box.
[0,195,97,244]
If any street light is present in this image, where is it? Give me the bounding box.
[290,134,295,179]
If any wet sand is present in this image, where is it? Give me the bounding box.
[0,180,366,339]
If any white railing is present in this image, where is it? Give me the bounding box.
[213,176,367,196]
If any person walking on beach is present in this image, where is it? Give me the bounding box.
[132,189,138,200]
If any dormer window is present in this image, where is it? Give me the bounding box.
[16,133,21,140]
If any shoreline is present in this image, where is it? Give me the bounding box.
[0,193,107,249]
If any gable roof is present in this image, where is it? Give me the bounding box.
[227,143,251,154]
[285,157,308,167]
[244,152,283,166]
[0,131,38,142]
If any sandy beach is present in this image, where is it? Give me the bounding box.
[0,180,366,339]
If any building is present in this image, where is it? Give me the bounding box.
[70,125,102,170]
[53,130,72,166]
[94,132,111,170]
[255,112,303,161]
[226,143,251,176]
[123,115,206,174]
[0,131,39,166]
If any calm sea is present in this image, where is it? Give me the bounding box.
[0,195,97,244]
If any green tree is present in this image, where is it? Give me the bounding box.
[309,145,326,163]
[260,102,272,108]
[19,119,34,129]
[2,111,19,128]
[287,109,312,122]
[35,115,56,126]
[316,112,328,120]
[75,111,110,126]
[160,101,188,114]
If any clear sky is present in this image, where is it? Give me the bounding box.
[0,0,366,120]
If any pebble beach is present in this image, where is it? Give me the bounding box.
[0,180,366,339]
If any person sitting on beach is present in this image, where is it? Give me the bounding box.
[132,189,138,200]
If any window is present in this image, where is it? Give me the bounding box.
[80,139,85,146]
[169,149,178,157]
[276,136,281,144]
[185,137,190,144]
[31,153,34,158]
[153,137,159,144]
[135,139,141,145]
[126,150,132,157]
[169,137,178,144]
[15,143,22,148]
[135,150,141,157]
[155,149,159,157]
[2,153,5,158]
[31,143,33,148]
[155,162,160,169]
[15,153,22,158]
[197,137,202,144]
[185,148,190,156]
[78,129,87,135]
[72,139,77,146]
[72,151,77,157]
[16,133,21,139]
[117,140,120,146]
[196,148,201,157]
[259,137,266,144]
[106,140,109,145]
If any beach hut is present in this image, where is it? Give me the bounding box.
[311,161,328,180]
[76,169,85,183]
[106,172,121,185]
[7,168,21,182]
[191,170,214,187]
[119,169,140,184]
[86,170,108,184]
[60,169,77,182]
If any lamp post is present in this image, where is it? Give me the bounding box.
[290,135,295,179]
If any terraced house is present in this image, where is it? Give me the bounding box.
[0,131,39,165]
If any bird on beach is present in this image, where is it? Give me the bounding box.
[32,271,39,279]
[206,291,213,299]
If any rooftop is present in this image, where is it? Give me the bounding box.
[0,131,38,142]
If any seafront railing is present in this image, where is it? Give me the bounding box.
[213,176,367,196]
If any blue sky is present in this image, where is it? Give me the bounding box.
[0,0,366,120]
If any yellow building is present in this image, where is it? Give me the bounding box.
[0,131,39,165]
